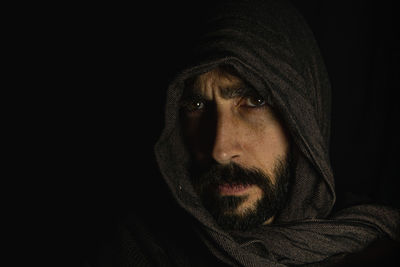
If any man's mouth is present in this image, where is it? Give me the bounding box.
[218,183,252,195]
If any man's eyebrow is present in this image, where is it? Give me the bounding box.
[182,83,257,101]
[218,84,256,100]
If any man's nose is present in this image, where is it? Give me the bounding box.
[211,111,241,164]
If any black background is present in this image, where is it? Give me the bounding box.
[56,1,399,265]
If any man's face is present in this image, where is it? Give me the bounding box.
[180,66,291,230]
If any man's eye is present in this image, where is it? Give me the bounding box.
[244,96,266,108]
[182,100,205,112]
[192,101,205,110]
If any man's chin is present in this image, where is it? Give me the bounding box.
[214,202,272,231]
[216,184,263,214]
[230,199,260,216]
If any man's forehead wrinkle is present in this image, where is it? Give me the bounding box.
[188,70,248,100]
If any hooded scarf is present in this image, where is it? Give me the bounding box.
[152,0,399,265]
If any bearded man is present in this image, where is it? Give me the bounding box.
[86,0,400,266]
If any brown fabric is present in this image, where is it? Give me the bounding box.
[154,0,400,265]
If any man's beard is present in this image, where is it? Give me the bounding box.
[190,155,291,231]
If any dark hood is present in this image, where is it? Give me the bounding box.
[154,0,399,265]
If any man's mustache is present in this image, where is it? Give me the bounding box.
[191,163,273,192]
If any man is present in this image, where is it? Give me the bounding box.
[87,0,399,266]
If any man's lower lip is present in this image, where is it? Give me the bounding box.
[218,184,251,195]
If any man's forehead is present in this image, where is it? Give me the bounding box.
[184,67,256,100]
